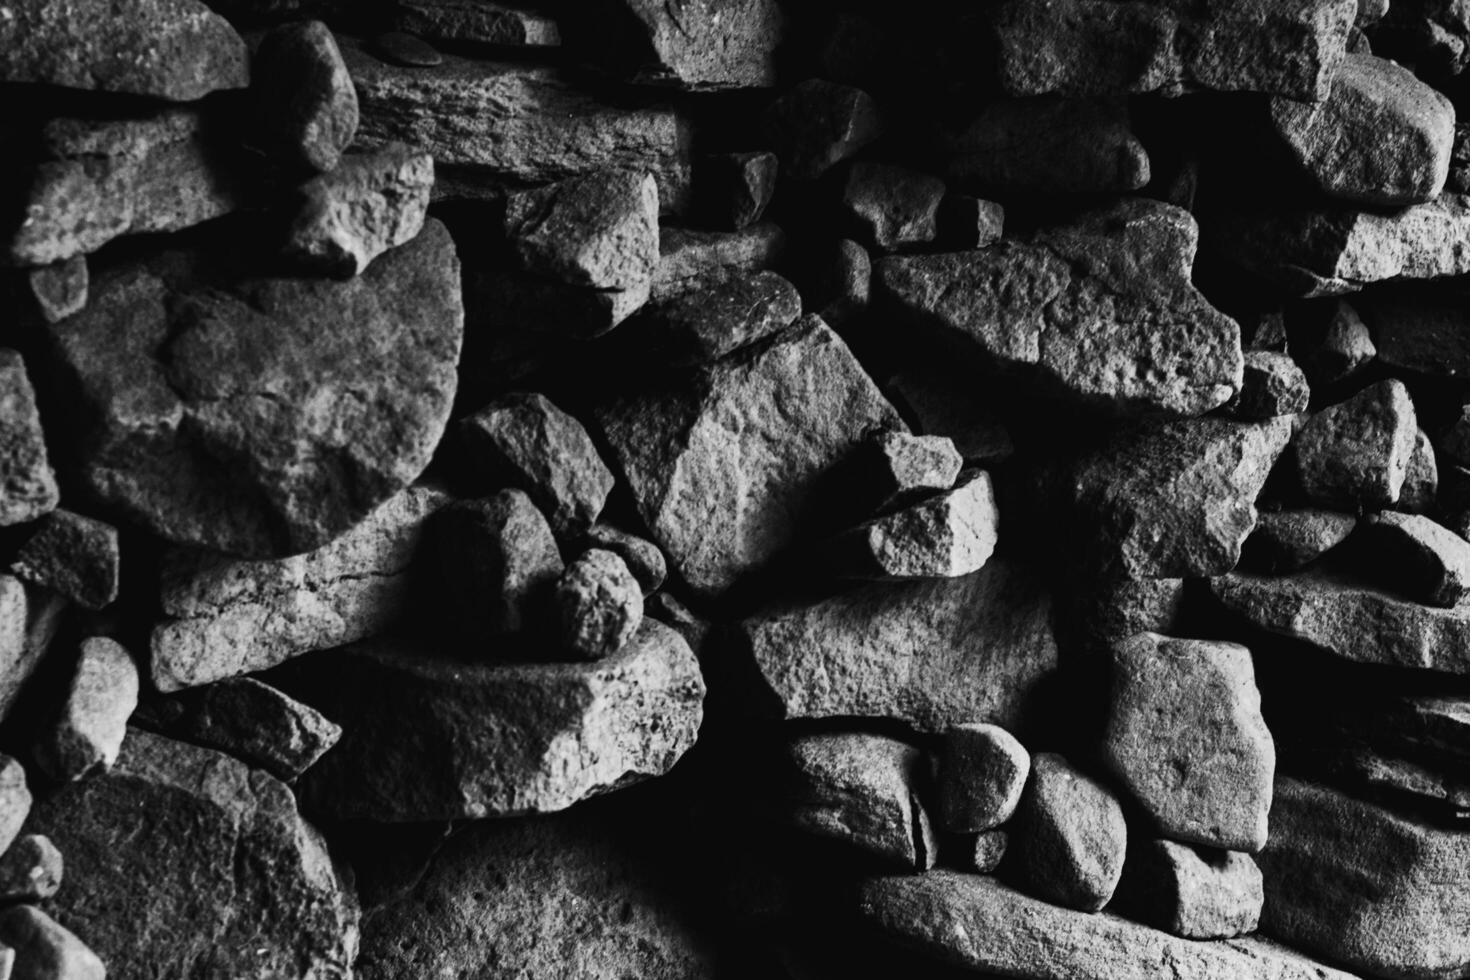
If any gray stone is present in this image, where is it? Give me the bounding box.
[810,238,870,326]
[0,0,247,101]
[877,199,1242,417]
[1442,407,1470,468]
[584,524,666,597]
[1374,1,1470,79]
[0,834,62,902]
[430,490,562,640]
[968,830,1010,873]
[1244,509,1357,573]
[828,469,999,581]
[1363,288,1470,379]
[1294,379,1418,509]
[24,258,87,324]
[291,619,704,820]
[649,224,785,301]
[284,145,433,278]
[840,163,945,252]
[554,549,643,661]
[0,352,58,527]
[252,20,358,174]
[1320,745,1470,818]
[937,195,1005,249]
[9,511,119,611]
[626,270,801,366]
[593,0,783,89]
[391,0,561,47]
[763,79,882,180]
[1013,752,1128,911]
[786,732,935,869]
[1358,511,1470,606]
[0,758,30,859]
[1300,299,1376,387]
[370,31,443,67]
[1398,428,1439,514]
[1103,633,1274,852]
[885,365,1014,464]
[34,637,139,782]
[848,430,964,517]
[1121,839,1263,939]
[0,907,102,980]
[699,151,777,230]
[47,218,462,559]
[594,315,903,597]
[0,584,63,726]
[1069,575,1186,647]
[1224,351,1310,420]
[938,723,1030,833]
[27,728,358,980]
[150,485,449,691]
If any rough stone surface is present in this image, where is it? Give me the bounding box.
[829,469,999,580]
[593,0,784,89]
[840,162,945,251]
[1070,574,1186,647]
[938,723,1030,833]
[877,199,1243,417]
[938,195,1006,249]
[1244,509,1357,573]
[846,430,964,518]
[763,79,882,180]
[34,637,139,783]
[1121,839,1263,939]
[1399,428,1439,514]
[0,584,62,726]
[595,316,903,597]
[809,237,871,326]
[48,218,462,559]
[0,352,58,528]
[24,258,88,324]
[9,511,119,612]
[1012,752,1128,911]
[786,733,935,869]
[650,224,784,301]
[1363,288,1470,380]
[968,830,1010,874]
[0,758,30,859]
[284,145,433,278]
[0,834,62,902]
[150,485,449,691]
[1358,511,1470,606]
[885,366,1014,464]
[554,549,644,661]
[0,907,103,980]
[290,619,704,820]
[583,524,665,597]
[623,270,801,366]
[27,728,359,980]
[699,151,777,230]
[252,20,358,174]
[1294,380,1418,509]
[1301,299,1376,387]
[1224,351,1310,420]
[391,0,561,46]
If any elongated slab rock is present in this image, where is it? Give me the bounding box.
[0,352,58,528]
[35,637,140,782]
[1358,512,1470,607]
[10,510,119,611]
[590,0,784,89]
[291,619,704,820]
[391,0,561,46]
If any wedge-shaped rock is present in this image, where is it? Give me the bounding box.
[1271,54,1454,206]
[391,0,561,46]
[1358,512,1470,606]
[1224,351,1310,420]
[0,352,58,527]
[840,162,944,251]
[992,0,1356,100]
[252,20,358,174]
[938,723,1029,833]
[877,199,1242,417]
[27,728,358,980]
[733,559,1057,733]
[0,0,247,101]
[650,224,785,300]
[698,150,777,230]
[0,757,31,858]
[786,733,935,869]
[291,619,704,820]
[284,145,433,278]
[763,79,882,180]
[150,486,449,691]
[594,316,903,597]
[1244,509,1356,572]
[622,270,801,366]
[1294,380,1418,509]
[828,469,998,580]
[48,219,462,559]
[847,431,963,517]
[1261,777,1470,980]
[586,0,783,89]
[1120,839,1263,939]
[1211,569,1470,673]
[885,364,1014,464]
[35,637,139,782]
[0,906,103,980]
[1103,633,1275,852]
[856,872,1359,980]
[1013,753,1127,911]
[10,510,119,611]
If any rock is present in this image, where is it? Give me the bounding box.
[588,0,783,89]
[0,834,62,902]
[594,315,903,597]
[763,79,882,180]
[1443,408,1470,468]
[786,733,935,869]
[34,637,139,782]
[0,353,58,528]
[1120,839,1263,939]
[284,145,433,278]
[5,107,243,267]
[251,20,358,174]
[1059,415,1296,579]
[1261,777,1470,980]
[1271,53,1455,206]
[1012,752,1127,911]
[1244,509,1357,572]
[290,619,704,820]
[939,97,1150,195]
[0,0,248,101]
[650,224,785,301]
[877,199,1242,417]
[1363,287,1470,379]
[47,218,462,559]
[24,258,88,324]
[584,524,665,596]
[858,872,1357,980]
[371,30,443,67]
[1357,511,1470,606]
[554,549,644,661]
[1223,351,1310,420]
[460,392,615,538]
[1300,300,1376,387]
[1315,745,1470,818]
[0,907,102,980]
[732,558,1057,732]
[937,195,1006,249]
[885,365,1014,464]
[342,38,692,211]
[1398,428,1439,513]
[1374,1,1470,80]
[992,0,1356,100]
[809,238,870,326]
[1294,379,1418,509]
[150,485,450,691]
[967,830,1010,873]
[828,469,999,581]
[698,151,777,230]
[391,0,561,46]
[846,430,964,517]
[840,163,945,252]
[1069,574,1186,647]
[9,511,119,611]
[937,723,1030,833]
[0,584,63,726]
[27,728,359,980]
[1103,633,1274,852]
[623,270,801,366]
[0,758,30,858]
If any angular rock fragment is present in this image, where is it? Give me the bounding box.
[554,549,644,661]
[938,723,1029,833]
[584,524,665,597]
[1294,379,1418,508]
[786,733,934,869]
[595,316,903,597]
[808,238,870,326]
[1399,428,1439,513]
[24,258,88,324]
[1271,53,1455,206]
[1012,753,1128,911]
[884,366,1013,464]
[0,0,248,101]
[1069,575,1186,647]
[252,20,359,174]
[650,224,784,301]
[28,728,358,980]
[937,195,1005,249]
[1244,510,1356,573]
[1224,351,1310,420]
[587,0,783,89]
[391,0,561,47]
[150,485,449,691]
[624,270,801,366]
[48,219,462,559]
[0,352,58,527]
[284,145,433,278]
[35,637,139,783]
[878,199,1242,417]
[840,163,944,252]
[0,907,103,980]
[0,758,30,858]
[291,620,704,819]
[1300,299,1375,387]
[828,470,999,580]
[0,834,62,902]
[1103,633,1274,852]
[1356,511,1470,606]
[698,151,777,230]
[1121,839,1263,939]
[845,430,963,517]
[763,80,882,180]
[9,511,119,611]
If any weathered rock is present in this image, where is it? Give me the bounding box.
[589,0,783,89]
[9,511,118,611]
[291,619,704,820]
[0,0,248,101]
[391,0,561,46]
[284,145,433,278]
[150,485,449,691]
[1362,287,1470,379]
[1314,744,1470,818]
[554,549,644,661]
[1261,777,1470,980]
[0,758,30,858]
[34,637,139,782]
[937,195,1006,249]
[1399,428,1439,513]
[1244,509,1357,572]
[24,258,88,324]
[1103,633,1274,852]
[698,151,777,230]
[0,353,58,528]
[1294,379,1418,509]
[1224,351,1310,420]
[840,163,944,252]
[252,20,358,174]
[1300,299,1376,387]
[1357,512,1470,606]
[1070,574,1186,647]
[878,199,1242,417]
[5,108,243,267]
[809,238,870,326]
[461,392,615,538]
[0,834,62,902]
[370,30,443,67]
[0,584,63,726]
[1012,752,1128,911]
[1121,839,1263,939]
[1442,408,1470,468]
[763,79,882,180]
[938,723,1029,833]
[48,218,462,559]
[828,470,999,580]
[992,0,1356,100]
[649,224,784,301]
[27,728,358,980]
[786,733,935,869]
[1271,53,1455,206]
[846,430,963,517]
[584,524,666,597]
[595,316,903,597]
[734,559,1056,732]
[968,830,1010,873]
[624,270,801,366]
[0,907,102,980]
[885,365,1014,464]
